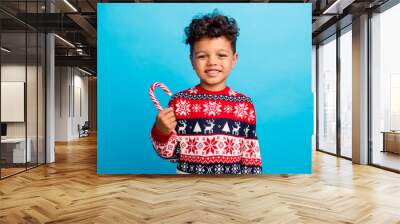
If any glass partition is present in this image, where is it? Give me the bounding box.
[317,35,337,154]
[0,1,46,179]
[371,3,400,171]
[1,29,28,177]
[339,27,352,158]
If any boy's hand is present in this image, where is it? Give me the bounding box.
[155,107,177,135]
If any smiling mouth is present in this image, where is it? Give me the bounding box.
[205,69,221,76]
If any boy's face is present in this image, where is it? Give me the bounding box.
[190,36,238,91]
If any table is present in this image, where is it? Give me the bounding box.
[1,138,32,163]
[381,131,400,154]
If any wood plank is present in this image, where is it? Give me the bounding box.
[0,134,400,223]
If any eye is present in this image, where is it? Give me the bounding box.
[218,54,227,58]
[197,55,206,59]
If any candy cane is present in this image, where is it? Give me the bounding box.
[149,82,172,111]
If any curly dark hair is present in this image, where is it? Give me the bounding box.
[184,10,239,56]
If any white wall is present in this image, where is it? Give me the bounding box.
[1,65,40,138]
[55,67,89,141]
[55,66,69,141]
[1,63,46,164]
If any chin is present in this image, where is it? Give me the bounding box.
[202,75,223,82]
[202,78,222,85]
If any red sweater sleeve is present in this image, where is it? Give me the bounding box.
[151,124,173,143]
[241,101,262,173]
[149,97,180,161]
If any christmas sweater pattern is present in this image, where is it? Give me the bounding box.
[150,85,262,174]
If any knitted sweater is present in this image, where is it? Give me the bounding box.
[150,85,262,174]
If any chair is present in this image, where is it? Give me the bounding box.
[78,121,90,138]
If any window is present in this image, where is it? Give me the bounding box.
[371,3,400,171]
[339,27,352,158]
[317,35,337,154]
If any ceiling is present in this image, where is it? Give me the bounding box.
[0,0,392,75]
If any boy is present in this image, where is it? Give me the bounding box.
[150,11,262,174]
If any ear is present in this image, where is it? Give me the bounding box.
[232,52,238,68]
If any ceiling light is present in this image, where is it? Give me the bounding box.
[63,0,78,12]
[322,0,355,15]
[78,67,93,76]
[1,47,11,53]
[54,34,75,48]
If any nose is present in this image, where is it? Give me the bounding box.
[207,55,217,66]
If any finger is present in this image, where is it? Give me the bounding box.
[163,115,176,124]
[165,117,176,125]
[164,108,175,115]
[162,113,176,121]
[164,112,176,120]
[158,109,172,119]
[169,121,177,130]
[159,109,169,116]
[162,107,173,114]
[160,108,173,117]
[158,111,175,121]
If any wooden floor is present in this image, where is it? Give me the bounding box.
[373,150,400,171]
[1,134,400,224]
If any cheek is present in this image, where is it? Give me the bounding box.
[223,61,233,71]
[195,62,206,71]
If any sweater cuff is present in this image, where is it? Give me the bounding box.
[151,124,173,143]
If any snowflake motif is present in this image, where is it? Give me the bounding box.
[246,141,256,156]
[204,137,218,155]
[181,162,189,171]
[189,165,195,172]
[187,138,197,154]
[248,109,255,122]
[232,164,240,174]
[192,104,202,113]
[203,101,222,116]
[228,89,237,96]
[196,165,205,174]
[206,166,214,174]
[246,148,256,158]
[224,105,233,113]
[254,167,262,174]
[242,166,251,174]
[175,99,191,116]
[215,164,224,174]
[188,87,198,94]
[234,103,249,118]
[224,138,234,155]
[224,166,231,174]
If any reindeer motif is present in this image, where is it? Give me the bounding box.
[232,122,241,136]
[178,120,187,134]
[203,120,215,134]
[244,125,250,137]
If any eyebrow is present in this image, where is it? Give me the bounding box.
[194,49,230,54]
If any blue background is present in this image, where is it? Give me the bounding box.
[98,3,313,174]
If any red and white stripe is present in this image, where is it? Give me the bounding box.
[149,82,172,111]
